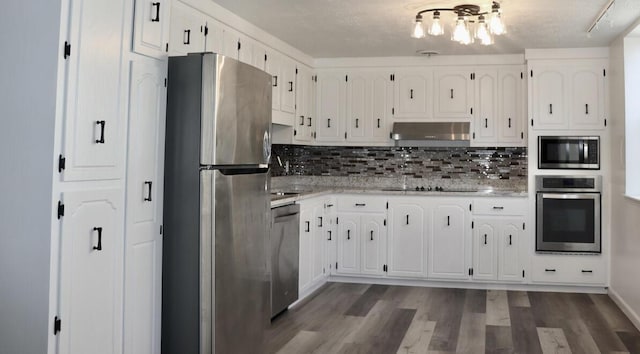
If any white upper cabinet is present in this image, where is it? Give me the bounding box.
[293,66,314,143]
[498,67,525,145]
[265,50,282,111]
[251,42,267,71]
[370,71,394,142]
[433,68,473,119]
[387,200,427,278]
[280,57,297,114]
[472,69,498,144]
[530,60,607,130]
[168,1,205,56]
[316,71,347,143]
[59,189,123,354]
[221,27,240,59]
[429,200,471,280]
[346,72,368,141]
[393,69,432,119]
[62,0,127,181]
[133,0,171,58]
[203,17,224,55]
[237,33,255,65]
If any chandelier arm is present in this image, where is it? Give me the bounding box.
[415,8,491,18]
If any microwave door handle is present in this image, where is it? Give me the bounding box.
[583,141,589,162]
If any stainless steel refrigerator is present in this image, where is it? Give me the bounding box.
[162,53,271,354]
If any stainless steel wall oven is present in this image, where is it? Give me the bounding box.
[536,175,602,253]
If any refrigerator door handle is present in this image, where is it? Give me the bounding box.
[216,166,269,175]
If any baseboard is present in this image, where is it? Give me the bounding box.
[609,287,640,331]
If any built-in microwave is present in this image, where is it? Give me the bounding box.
[538,136,600,170]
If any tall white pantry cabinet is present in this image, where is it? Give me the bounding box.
[1,0,166,353]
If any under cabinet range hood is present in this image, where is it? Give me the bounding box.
[391,122,470,147]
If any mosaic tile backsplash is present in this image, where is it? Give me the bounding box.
[271,145,527,181]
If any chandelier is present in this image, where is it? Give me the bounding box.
[411,2,506,45]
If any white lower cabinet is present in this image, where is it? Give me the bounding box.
[471,218,525,282]
[428,200,471,280]
[387,200,427,278]
[360,215,386,276]
[298,197,329,296]
[531,254,606,285]
[59,189,124,354]
[499,220,525,282]
[336,213,361,275]
[472,219,498,281]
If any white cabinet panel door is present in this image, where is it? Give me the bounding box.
[298,207,313,291]
[312,204,326,283]
[133,0,171,58]
[316,72,346,143]
[473,69,498,144]
[62,0,127,181]
[570,65,605,129]
[337,214,360,275]
[499,220,523,282]
[393,70,432,119]
[371,72,393,142]
[388,202,426,278]
[123,60,166,354]
[531,67,567,129]
[203,18,224,55]
[168,2,205,56]
[265,50,282,111]
[59,189,123,354]
[434,69,473,119]
[221,27,240,59]
[498,68,525,145]
[361,215,385,276]
[346,73,368,141]
[280,58,297,114]
[472,219,498,281]
[429,203,469,280]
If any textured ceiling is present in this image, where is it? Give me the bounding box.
[211,0,640,57]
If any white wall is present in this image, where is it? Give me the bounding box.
[0,0,61,352]
[609,30,640,329]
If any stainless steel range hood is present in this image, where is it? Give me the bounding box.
[391,122,470,147]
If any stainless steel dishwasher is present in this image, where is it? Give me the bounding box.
[270,203,300,318]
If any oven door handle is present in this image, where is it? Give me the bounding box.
[539,193,600,200]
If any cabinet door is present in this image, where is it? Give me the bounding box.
[473,69,498,144]
[312,204,326,283]
[434,69,473,119]
[336,214,360,275]
[62,0,127,181]
[251,42,267,71]
[280,58,297,114]
[133,0,171,58]
[316,72,346,142]
[498,67,525,145]
[293,66,312,143]
[361,214,386,276]
[221,27,239,59]
[388,202,426,278]
[371,71,393,142]
[238,34,254,66]
[569,65,605,129]
[429,202,469,280]
[531,67,567,129]
[59,189,123,354]
[346,73,368,141]
[499,220,523,282]
[393,70,432,119]
[203,18,224,55]
[298,207,313,291]
[123,61,166,354]
[168,2,205,56]
[265,51,281,111]
[472,219,498,281]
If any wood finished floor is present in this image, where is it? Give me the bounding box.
[265,283,640,354]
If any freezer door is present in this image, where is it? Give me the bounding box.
[201,54,272,166]
[200,169,270,354]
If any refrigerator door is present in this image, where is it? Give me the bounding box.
[200,169,270,354]
[200,54,272,166]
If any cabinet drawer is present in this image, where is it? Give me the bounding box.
[338,196,386,213]
[473,198,527,216]
[531,255,606,285]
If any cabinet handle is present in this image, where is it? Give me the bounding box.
[151,2,160,22]
[299,116,304,126]
[582,270,593,273]
[484,234,487,245]
[377,119,381,128]
[93,227,103,251]
[355,203,366,207]
[450,89,454,99]
[307,117,312,127]
[355,118,359,129]
[492,206,504,210]
[406,215,409,225]
[370,230,374,241]
[183,29,191,45]
[273,75,278,87]
[410,89,413,99]
[305,221,310,232]
[549,103,553,115]
[585,104,589,115]
[95,120,106,144]
[288,81,293,92]
[545,268,556,272]
[347,230,350,240]
[485,118,488,128]
[328,230,332,241]
[509,234,512,245]
[447,216,450,226]
[325,204,334,208]
[318,217,323,227]
[327,118,331,128]
[508,118,511,128]
[144,181,152,202]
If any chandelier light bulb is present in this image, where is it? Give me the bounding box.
[412,15,426,38]
[475,15,493,45]
[428,11,445,36]
[489,7,506,35]
[452,16,467,42]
